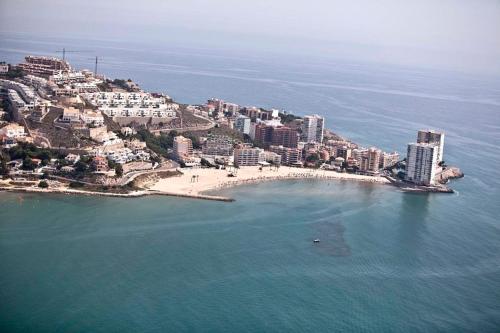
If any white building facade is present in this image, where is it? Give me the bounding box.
[405,143,439,186]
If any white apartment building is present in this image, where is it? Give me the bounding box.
[302,114,324,143]
[234,147,265,166]
[61,107,81,123]
[81,110,104,127]
[405,143,439,186]
[83,92,178,118]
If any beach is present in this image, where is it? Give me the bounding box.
[150,166,390,198]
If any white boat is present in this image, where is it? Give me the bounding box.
[313,239,320,243]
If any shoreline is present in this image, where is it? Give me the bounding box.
[1,166,456,201]
[0,166,390,201]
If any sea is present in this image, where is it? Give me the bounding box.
[1,32,500,332]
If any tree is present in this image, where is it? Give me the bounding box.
[22,157,36,170]
[107,158,116,169]
[74,161,89,173]
[115,164,123,177]
[0,152,10,176]
[38,180,49,188]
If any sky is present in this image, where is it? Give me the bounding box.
[0,0,499,75]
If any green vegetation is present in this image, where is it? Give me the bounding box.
[22,157,37,170]
[7,142,64,163]
[38,180,49,188]
[3,66,25,79]
[279,112,301,124]
[69,181,85,188]
[135,129,176,157]
[0,151,10,175]
[112,79,134,92]
[96,80,112,92]
[115,164,123,177]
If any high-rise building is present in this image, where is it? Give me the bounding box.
[359,147,382,175]
[254,123,274,146]
[417,130,444,163]
[173,135,193,161]
[271,126,298,148]
[234,115,251,135]
[254,123,298,148]
[405,143,439,186]
[302,115,324,143]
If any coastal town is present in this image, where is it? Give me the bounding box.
[0,56,463,201]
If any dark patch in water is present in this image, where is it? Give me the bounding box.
[312,221,351,257]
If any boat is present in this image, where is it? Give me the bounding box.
[313,239,320,243]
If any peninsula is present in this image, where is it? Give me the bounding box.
[0,56,463,201]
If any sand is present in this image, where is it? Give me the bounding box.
[149,166,390,197]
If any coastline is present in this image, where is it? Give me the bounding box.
[0,166,390,202]
[149,166,390,199]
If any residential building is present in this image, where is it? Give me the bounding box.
[379,152,400,169]
[173,135,193,161]
[92,156,109,172]
[269,145,303,165]
[17,56,70,76]
[234,115,251,135]
[64,153,80,164]
[417,130,445,163]
[234,147,264,166]
[358,147,382,175]
[336,146,352,160]
[254,123,298,148]
[81,110,104,127]
[271,126,298,148]
[405,143,439,186]
[202,135,234,156]
[262,151,282,165]
[0,62,9,73]
[120,127,136,136]
[302,114,324,143]
[0,123,26,138]
[82,92,178,119]
[61,107,81,123]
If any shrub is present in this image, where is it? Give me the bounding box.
[38,180,49,188]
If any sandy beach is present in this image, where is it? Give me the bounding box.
[150,166,390,198]
[0,167,390,201]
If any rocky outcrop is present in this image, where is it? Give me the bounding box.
[436,166,464,184]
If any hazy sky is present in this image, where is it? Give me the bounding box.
[1,0,499,74]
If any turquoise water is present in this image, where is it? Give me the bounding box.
[1,34,500,332]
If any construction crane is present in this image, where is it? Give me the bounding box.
[88,56,100,76]
[55,48,87,61]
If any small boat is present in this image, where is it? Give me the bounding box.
[313,239,320,243]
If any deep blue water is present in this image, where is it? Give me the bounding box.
[1,33,500,332]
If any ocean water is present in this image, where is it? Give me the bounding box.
[1,33,500,332]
